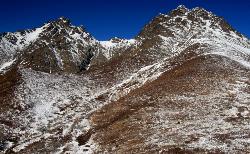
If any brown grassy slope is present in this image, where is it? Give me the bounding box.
[89,54,250,153]
[0,66,22,144]
[0,66,21,116]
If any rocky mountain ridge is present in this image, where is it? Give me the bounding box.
[0,17,137,74]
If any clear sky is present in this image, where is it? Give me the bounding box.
[0,0,249,40]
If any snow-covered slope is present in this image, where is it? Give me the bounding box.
[0,24,47,55]
[100,37,136,59]
[0,24,48,74]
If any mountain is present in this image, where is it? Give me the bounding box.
[1,17,103,74]
[0,5,250,153]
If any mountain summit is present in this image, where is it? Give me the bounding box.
[0,6,250,153]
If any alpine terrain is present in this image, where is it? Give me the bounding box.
[0,5,250,153]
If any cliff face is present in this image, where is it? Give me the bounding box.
[0,5,250,153]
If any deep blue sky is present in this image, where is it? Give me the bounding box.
[0,0,249,40]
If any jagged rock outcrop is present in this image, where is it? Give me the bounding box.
[0,17,98,73]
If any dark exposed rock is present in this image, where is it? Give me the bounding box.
[79,48,94,71]
[76,130,92,146]
[169,5,189,16]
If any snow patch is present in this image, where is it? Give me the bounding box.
[0,59,16,73]
[100,39,136,59]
